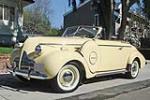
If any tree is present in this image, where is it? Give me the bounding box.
[68,0,140,39]
[93,0,114,39]
[16,0,24,41]
[118,0,140,39]
[23,0,58,36]
[23,9,51,35]
[143,0,150,19]
[30,0,52,20]
[69,0,114,39]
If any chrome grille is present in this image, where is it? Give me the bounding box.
[20,51,46,75]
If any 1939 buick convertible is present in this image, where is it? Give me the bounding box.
[9,26,145,92]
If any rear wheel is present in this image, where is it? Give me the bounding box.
[126,60,140,79]
[51,62,82,92]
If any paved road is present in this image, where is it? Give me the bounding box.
[0,62,150,100]
[107,85,150,100]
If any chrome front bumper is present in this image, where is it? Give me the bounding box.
[9,67,49,80]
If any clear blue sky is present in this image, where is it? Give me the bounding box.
[51,0,81,29]
[51,0,70,29]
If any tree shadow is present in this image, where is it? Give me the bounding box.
[0,74,55,93]
[0,73,128,94]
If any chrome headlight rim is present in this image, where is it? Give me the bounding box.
[35,45,42,54]
[14,43,24,48]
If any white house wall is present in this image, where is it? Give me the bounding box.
[0,5,16,35]
[0,0,29,45]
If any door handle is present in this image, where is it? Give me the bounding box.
[119,47,123,50]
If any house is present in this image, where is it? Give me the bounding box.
[0,0,34,46]
[64,0,149,38]
[64,0,121,35]
[64,0,95,29]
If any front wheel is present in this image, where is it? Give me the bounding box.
[126,60,140,79]
[51,63,82,92]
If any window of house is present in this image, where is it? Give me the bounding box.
[4,6,10,20]
[10,7,15,21]
[0,4,15,21]
[4,6,15,21]
[0,5,2,20]
[94,14,100,26]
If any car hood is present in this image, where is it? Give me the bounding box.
[22,37,90,53]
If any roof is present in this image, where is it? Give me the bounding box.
[64,0,91,16]
[23,0,34,3]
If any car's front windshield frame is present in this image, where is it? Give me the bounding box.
[62,26,99,38]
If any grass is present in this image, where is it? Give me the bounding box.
[0,47,13,55]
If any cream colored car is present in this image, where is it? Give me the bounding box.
[9,26,145,92]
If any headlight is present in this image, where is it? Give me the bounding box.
[35,45,42,54]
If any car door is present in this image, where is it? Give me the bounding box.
[95,39,127,72]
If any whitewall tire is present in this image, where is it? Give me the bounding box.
[127,60,140,79]
[51,62,82,92]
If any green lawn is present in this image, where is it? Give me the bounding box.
[0,47,13,55]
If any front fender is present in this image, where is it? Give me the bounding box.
[42,51,94,79]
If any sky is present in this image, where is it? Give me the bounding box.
[50,0,81,29]
[50,0,70,29]
[25,0,81,29]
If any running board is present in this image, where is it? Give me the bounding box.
[95,69,127,77]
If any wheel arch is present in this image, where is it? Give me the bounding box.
[65,60,86,81]
[127,52,145,69]
[134,57,141,68]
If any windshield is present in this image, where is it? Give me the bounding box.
[62,26,99,38]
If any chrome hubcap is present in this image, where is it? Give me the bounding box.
[63,71,73,83]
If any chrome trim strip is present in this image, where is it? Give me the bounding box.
[95,68,127,73]
[98,45,132,48]
[95,69,127,77]
[39,43,82,46]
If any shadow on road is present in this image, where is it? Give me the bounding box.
[0,73,128,93]
[0,74,54,93]
[83,73,128,84]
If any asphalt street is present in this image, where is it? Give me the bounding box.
[0,61,150,100]
[107,86,150,100]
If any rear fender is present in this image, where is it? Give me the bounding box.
[128,51,145,68]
